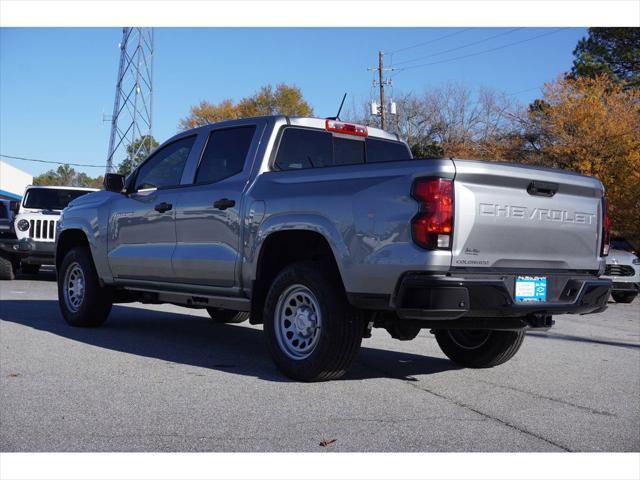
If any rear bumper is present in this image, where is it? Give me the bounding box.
[393,272,611,321]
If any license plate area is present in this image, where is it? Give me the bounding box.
[515,276,547,303]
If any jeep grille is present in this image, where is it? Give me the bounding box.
[29,219,57,241]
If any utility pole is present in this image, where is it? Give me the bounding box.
[105,27,154,175]
[368,50,396,130]
[378,50,386,129]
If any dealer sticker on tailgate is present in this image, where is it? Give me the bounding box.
[515,276,547,302]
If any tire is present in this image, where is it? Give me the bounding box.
[263,261,363,382]
[0,254,15,280]
[57,246,112,327]
[435,328,525,368]
[206,308,249,324]
[21,263,40,275]
[612,292,637,304]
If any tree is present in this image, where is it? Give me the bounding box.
[347,83,522,160]
[571,28,640,88]
[522,74,640,243]
[33,164,103,188]
[117,135,159,176]
[179,83,313,130]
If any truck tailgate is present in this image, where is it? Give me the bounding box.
[451,159,605,272]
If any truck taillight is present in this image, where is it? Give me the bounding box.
[411,178,453,250]
[325,119,368,137]
[601,197,610,256]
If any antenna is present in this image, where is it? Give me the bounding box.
[326,93,347,121]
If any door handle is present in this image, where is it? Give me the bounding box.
[213,198,236,210]
[154,202,173,213]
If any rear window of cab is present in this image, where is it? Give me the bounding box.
[274,127,411,171]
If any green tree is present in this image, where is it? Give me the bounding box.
[33,164,103,188]
[55,164,76,185]
[117,135,159,176]
[571,28,640,88]
[179,84,313,130]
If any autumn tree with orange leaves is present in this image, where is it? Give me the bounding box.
[179,84,313,130]
[522,74,640,244]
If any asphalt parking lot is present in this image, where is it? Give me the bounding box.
[1,267,638,452]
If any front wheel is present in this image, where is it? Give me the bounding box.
[58,246,112,327]
[611,292,637,304]
[435,328,525,368]
[263,261,363,382]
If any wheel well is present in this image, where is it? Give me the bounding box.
[56,229,89,272]
[250,230,344,324]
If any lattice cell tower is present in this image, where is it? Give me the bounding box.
[105,27,154,174]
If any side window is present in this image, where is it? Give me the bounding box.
[275,128,332,170]
[333,137,365,166]
[365,138,412,163]
[134,136,195,191]
[195,126,256,184]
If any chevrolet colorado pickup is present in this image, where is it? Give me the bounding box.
[55,116,612,381]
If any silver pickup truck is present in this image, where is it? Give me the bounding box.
[55,116,612,381]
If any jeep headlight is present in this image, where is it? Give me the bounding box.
[633,257,640,265]
[17,219,30,231]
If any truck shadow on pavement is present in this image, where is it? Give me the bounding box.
[0,300,459,382]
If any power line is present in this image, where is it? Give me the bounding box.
[387,28,473,55]
[507,86,545,96]
[0,154,107,169]
[393,28,523,66]
[395,28,569,74]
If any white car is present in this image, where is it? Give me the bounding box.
[13,185,97,274]
[601,238,639,303]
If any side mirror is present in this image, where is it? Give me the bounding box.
[9,200,20,214]
[104,173,125,193]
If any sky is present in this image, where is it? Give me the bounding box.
[0,27,588,178]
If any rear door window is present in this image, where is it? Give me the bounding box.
[196,126,256,184]
[365,137,412,163]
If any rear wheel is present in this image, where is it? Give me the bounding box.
[205,308,249,324]
[0,254,15,280]
[612,292,637,304]
[263,261,363,382]
[435,328,525,368]
[21,263,40,275]
[57,246,112,327]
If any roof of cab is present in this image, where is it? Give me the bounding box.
[168,115,402,144]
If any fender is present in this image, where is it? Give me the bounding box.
[57,212,114,284]
[243,212,350,294]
